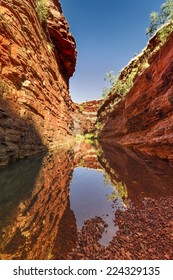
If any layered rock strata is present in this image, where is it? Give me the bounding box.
[99,30,173,164]
[74,100,102,135]
[0,0,77,166]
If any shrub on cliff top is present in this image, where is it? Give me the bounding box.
[146,0,173,37]
[102,71,116,98]
[102,70,136,99]
[36,0,49,22]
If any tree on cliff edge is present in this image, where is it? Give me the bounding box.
[146,0,173,36]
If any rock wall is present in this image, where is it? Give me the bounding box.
[0,0,77,166]
[99,30,173,165]
[74,100,102,135]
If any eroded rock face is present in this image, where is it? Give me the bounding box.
[74,100,102,135]
[0,0,78,166]
[99,31,173,164]
[47,0,77,79]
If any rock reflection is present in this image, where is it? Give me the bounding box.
[0,141,104,260]
[67,142,173,260]
[1,140,173,260]
[0,154,44,230]
[0,145,76,259]
[99,141,173,207]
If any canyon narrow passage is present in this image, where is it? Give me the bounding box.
[0,0,173,260]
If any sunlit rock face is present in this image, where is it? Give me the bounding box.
[0,0,103,167]
[73,100,103,135]
[99,31,173,165]
[47,0,77,79]
[0,0,78,166]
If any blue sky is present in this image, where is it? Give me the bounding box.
[60,0,164,103]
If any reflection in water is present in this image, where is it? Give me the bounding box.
[99,142,173,206]
[70,167,121,245]
[0,154,44,229]
[0,140,173,259]
[0,145,76,260]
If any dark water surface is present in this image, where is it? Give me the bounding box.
[0,141,173,259]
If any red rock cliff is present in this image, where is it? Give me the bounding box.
[74,100,102,134]
[0,0,77,166]
[99,29,173,165]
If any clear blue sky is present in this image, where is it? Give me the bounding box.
[60,0,164,103]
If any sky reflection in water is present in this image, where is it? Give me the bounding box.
[1,141,173,259]
[70,167,123,245]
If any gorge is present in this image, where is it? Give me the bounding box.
[0,0,173,260]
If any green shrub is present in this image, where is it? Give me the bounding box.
[84,133,97,140]
[102,86,111,98]
[36,0,48,22]
[146,0,173,37]
[157,21,173,43]
[79,105,84,112]
[96,148,103,156]
[102,70,137,100]
[95,122,101,130]
[102,71,116,98]
[47,42,54,54]
[76,133,98,143]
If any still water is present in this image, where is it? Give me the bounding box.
[70,167,121,245]
[0,141,173,259]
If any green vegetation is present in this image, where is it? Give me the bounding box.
[103,171,128,202]
[47,42,54,54]
[100,1,173,121]
[94,121,102,130]
[102,69,137,100]
[156,20,173,43]
[98,153,128,203]
[146,0,173,37]
[79,104,84,112]
[113,71,136,97]
[102,69,137,101]
[107,182,128,202]
[96,148,103,156]
[79,158,85,166]
[84,133,98,140]
[76,133,98,143]
[102,71,116,98]
[36,0,49,22]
